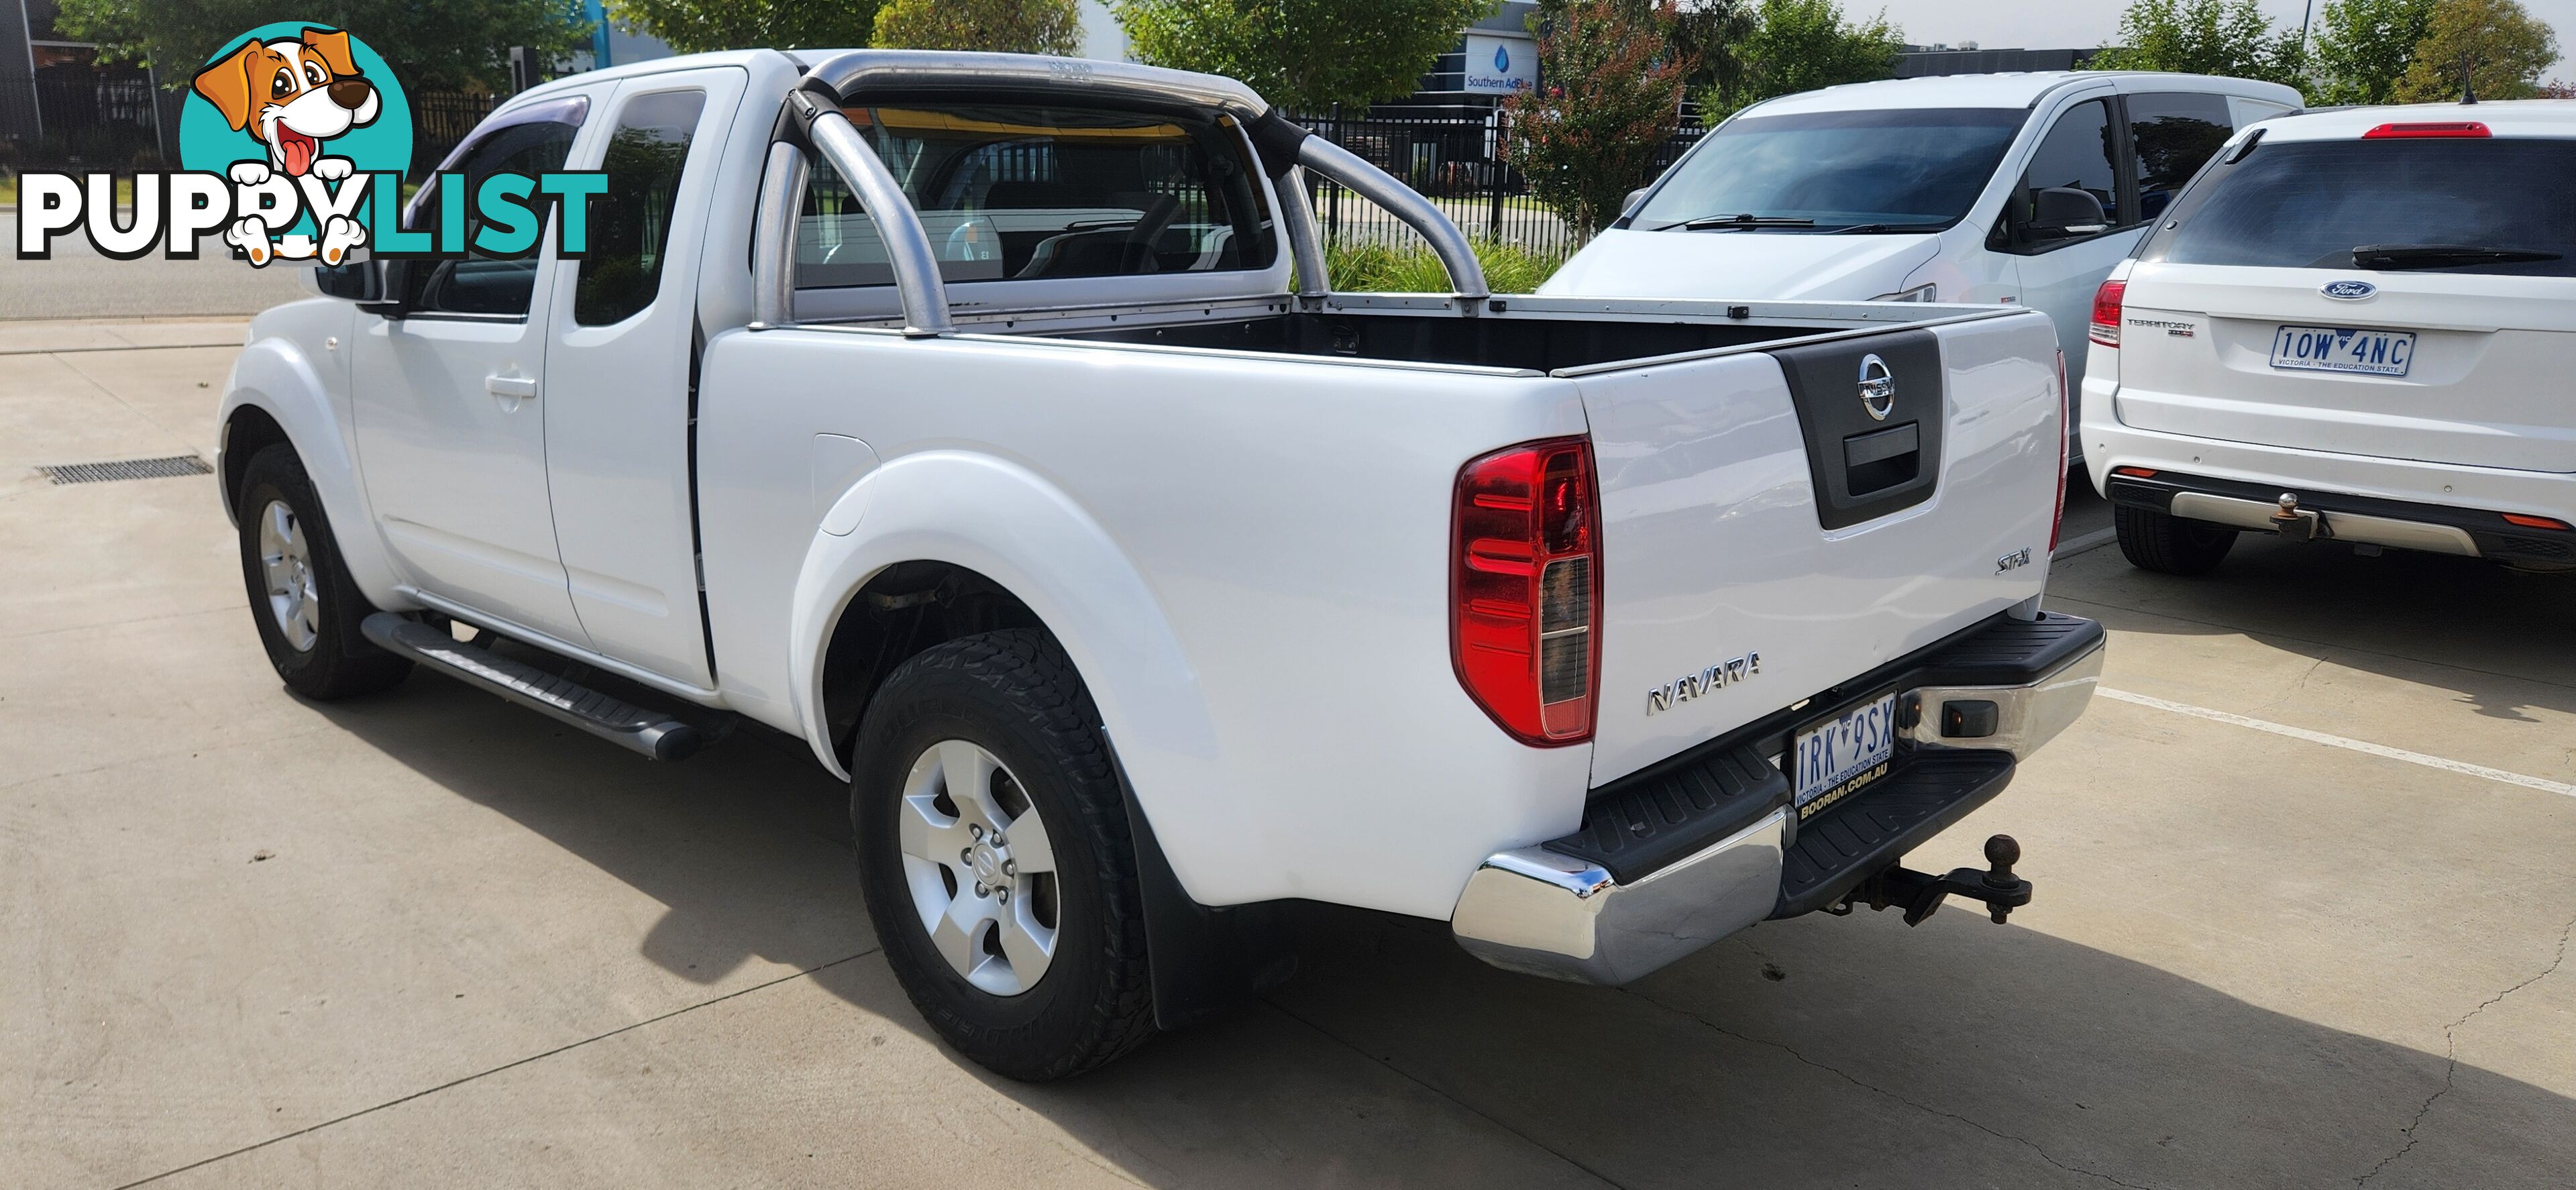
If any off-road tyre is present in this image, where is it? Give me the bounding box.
[235,443,411,700]
[851,629,1156,1081]
[2115,504,2238,576]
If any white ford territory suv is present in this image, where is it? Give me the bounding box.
[2084,102,2576,574]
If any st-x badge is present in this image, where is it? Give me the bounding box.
[1858,353,1895,421]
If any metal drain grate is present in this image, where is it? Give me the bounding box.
[37,455,215,485]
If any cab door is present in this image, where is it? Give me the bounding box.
[2000,94,2137,393]
[539,67,745,686]
[351,89,604,643]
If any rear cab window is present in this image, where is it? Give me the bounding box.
[794,102,1277,292]
[2140,134,2576,277]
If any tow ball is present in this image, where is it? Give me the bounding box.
[1827,834,2033,926]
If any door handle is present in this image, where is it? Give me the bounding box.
[486,374,539,400]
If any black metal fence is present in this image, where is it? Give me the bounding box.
[0,72,172,171]
[0,78,500,177]
[1291,107,1705,260]
[408,90,502,175]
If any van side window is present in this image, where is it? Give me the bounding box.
[794,102,1276,290]
[402,96,588,317]
[574,89,708,327]
[2010,98,2118,253]
[2127,93,2234,221]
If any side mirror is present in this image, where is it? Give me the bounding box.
[2028,186,2109,237]
[313,257,382,303]
[1621,186,1651,217]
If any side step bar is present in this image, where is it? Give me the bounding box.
[361,612,705,761]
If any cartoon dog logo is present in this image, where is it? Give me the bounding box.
[191,28,381,265]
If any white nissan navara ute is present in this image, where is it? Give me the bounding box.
[2086,103,2576,574]
[218,50,2102,1079]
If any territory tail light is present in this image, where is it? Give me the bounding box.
[2502,512,2572,531]
[1453,436,1600,745]
[2363,121,2490,139]
[2088,280,2125,347]
[2113,466,2159,478]
[2051,349,2069,551]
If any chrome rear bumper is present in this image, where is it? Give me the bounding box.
[1450,620,2103,985]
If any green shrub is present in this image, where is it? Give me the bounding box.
[1319,238,1569,294]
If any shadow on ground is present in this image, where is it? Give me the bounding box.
[2055,530,2576,724]
[307,666,2576,1190]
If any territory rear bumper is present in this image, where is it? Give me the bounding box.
[1449,612,2104,985]
[2106,470,2576,567]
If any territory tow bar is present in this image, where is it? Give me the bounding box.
[1827,834,2033,926]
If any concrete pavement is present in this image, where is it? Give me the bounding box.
[1,323,2569,1189]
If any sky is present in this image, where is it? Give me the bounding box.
[1872,0,2576,80]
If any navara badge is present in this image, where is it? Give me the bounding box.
[1858,353,1895,421]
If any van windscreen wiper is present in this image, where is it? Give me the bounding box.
[1644,213,1819,231]
[2350,243,2564,268]
[1828,221,1951,234]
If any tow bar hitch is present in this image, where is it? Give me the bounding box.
[1828,834,2033,926]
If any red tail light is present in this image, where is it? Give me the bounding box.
[1452,437,1600,745]
[2503,512,2572,531]
[2364,121,2489,139]
[2088,280,2125,347]
[2113,466,2159,478]
[2051,349,2068,551]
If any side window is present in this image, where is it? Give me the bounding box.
[2010,98,2118,253]
[793,102,1276,291]
[404,97,587,317]
[2127,93,2234,221]
[574,89,707,326]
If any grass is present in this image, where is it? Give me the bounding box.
[1321,237,1571,294]
[0,174,139,208]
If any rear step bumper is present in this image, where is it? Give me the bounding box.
[1449,612,2104,985]
[360,613,706,761]
[2107,470,2576,566]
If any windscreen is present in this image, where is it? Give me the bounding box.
[796,103,1276,290]
[1629,107,2025,232]
[2142,138,2576,276]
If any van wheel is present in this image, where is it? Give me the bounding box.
[2115,504,2237,576]
[851,629,1155,1081]
[235,444,411,699]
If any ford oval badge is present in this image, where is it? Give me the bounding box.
[2321,280,2377,300]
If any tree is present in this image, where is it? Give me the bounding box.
[1704,0,1902,117]
[2393,0,2560,101]
[1113,0,1497,111]
[871,0,1082,54]
[1536,0,1756,101]
[2310,0,2439,105]
[53,0,591,91]
[1504,0,1696,233]
[604,0,880,55]
[2086,0,2306,91]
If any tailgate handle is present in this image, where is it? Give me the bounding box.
[1843,423,1921,495]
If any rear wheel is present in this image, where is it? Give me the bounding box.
[2115,504,2238,576]
[851,629,1155,1081]
[235,444,411,699]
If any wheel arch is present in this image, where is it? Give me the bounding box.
[789,450,1260,904]
[218,336,406,607]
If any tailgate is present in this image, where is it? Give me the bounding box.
[2114,264,2576,473]
[1573,311,2063,783]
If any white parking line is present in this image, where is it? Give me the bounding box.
[2098,688,2576,798]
